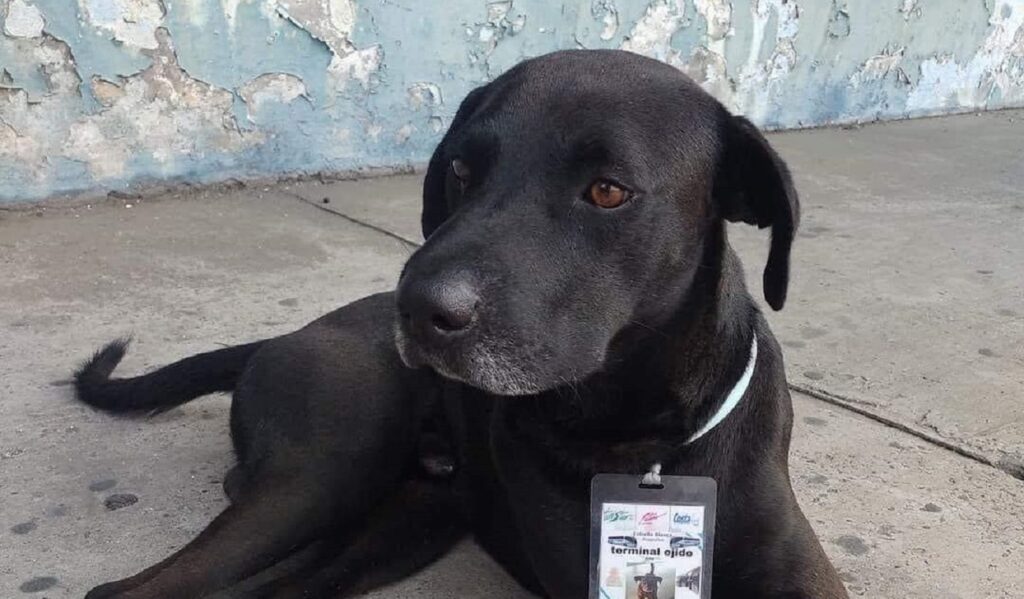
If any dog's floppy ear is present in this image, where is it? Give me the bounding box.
[713,114,800,311]
[422,84,490,239]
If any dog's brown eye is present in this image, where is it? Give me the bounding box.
[587,180,630,209]
[451,159,470,182]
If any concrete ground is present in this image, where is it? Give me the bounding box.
[1,109,1022,598]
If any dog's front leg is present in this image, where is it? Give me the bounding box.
[253,476,465,598]
[85,470,347,599]
[490,412,590,599]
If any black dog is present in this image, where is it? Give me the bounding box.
[74,50,847,598]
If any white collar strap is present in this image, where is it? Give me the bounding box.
[684,333,758,445]
[642,335,758,486]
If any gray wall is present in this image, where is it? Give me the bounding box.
[2,0,1023,203]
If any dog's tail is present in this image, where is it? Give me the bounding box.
[74,338,266,414]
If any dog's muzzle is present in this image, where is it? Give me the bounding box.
[394,274,545,396]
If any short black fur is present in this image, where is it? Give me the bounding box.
[72,50,846,599]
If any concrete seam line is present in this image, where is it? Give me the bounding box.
[281,190,422,248]
[789,382,1022,482]
[275,191,1023,483]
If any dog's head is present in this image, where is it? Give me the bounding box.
[396,50,797,396]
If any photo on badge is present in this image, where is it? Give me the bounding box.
[628,561,674,599]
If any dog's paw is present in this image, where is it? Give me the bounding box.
[84,579,145,599]
[84,582,125,599]
[418,452,457,478]
[416,430,457,478]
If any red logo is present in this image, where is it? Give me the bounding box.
[640,511,665,524]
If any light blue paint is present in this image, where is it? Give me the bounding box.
[32,0,151,84]
[0,40,50,97]
[166,1,332,97]
[670,7,704,60]
[1,0,1023,203]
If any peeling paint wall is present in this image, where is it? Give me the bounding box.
[1,0,1023,203]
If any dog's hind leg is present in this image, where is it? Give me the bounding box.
[85,466,386,599]
[254,477,465,599]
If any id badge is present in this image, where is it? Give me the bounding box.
[589,474,716,599]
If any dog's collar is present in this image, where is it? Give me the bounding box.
[685,333,758,445]
[643,335,757,485]
[642,334,758,486]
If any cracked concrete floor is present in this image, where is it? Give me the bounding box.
[2,110,1023,598]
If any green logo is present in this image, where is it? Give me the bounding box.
[604,510,632,523]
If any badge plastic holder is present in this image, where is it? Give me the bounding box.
[589,473,717,599]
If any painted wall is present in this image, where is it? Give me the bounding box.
[1,0,1022,204]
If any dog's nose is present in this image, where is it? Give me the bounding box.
[398,275,479,343]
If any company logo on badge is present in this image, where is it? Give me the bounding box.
[640,511,664,524]
[638,507,669,531]
[602,505,635,531]
[671,507,702,532]
[604,509,633,523]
